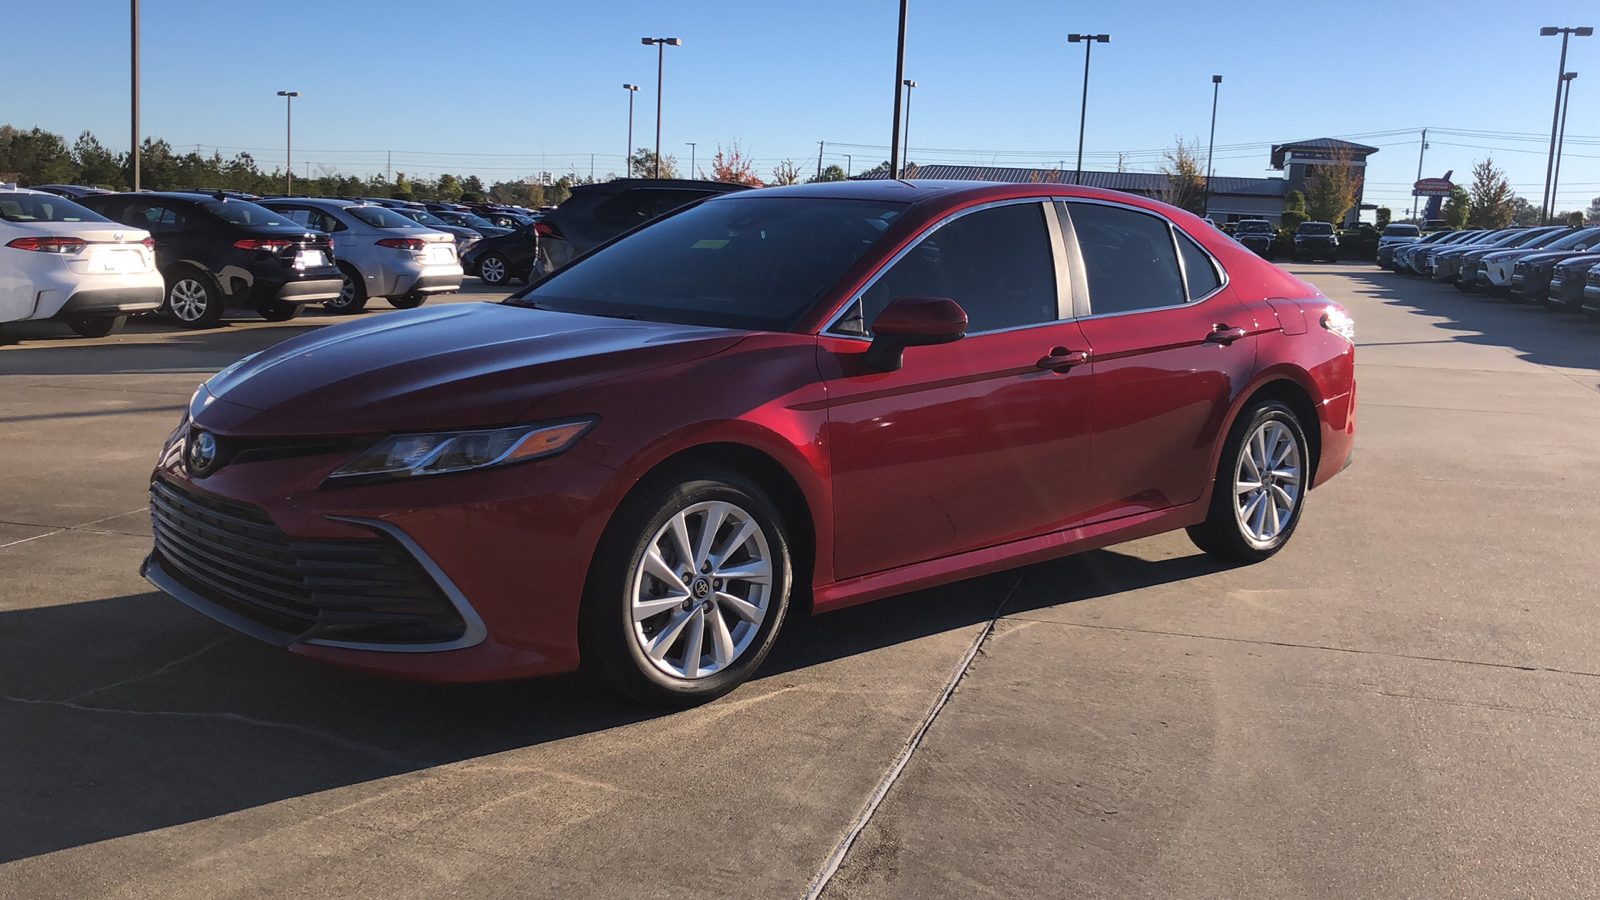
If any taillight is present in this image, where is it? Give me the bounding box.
[533,222,554,236]
[377,238,427,250]
[7,236,88,254]
[141,237,154,249]
[234,238,294,251]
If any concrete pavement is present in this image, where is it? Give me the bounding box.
[3,269,1599,898]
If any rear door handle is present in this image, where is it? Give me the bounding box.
[1204,325,1248,346]
[1036,348,1090,372]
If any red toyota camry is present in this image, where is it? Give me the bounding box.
[144,181,1356,705]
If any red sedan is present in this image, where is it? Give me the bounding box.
[144,181,1356,705]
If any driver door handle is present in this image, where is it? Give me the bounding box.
[1205,325,1248,346]
[1036,348,1090,372]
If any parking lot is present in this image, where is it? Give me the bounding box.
[4,266,1600,897]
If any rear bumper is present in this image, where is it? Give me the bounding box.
[56,284,164,317]
[260,274,344,304]
[393,268,464,297]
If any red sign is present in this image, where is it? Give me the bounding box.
[1412,178,1454,197]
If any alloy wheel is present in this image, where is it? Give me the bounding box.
[480,256,507,284]
[629,501,773,680]
[169,279,209,322]
[1234,420,1302,544]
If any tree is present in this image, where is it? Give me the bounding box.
[1443,185,1470,229]
[436,173,463,202]
[1282,190,1309,230]
[1466,158,1514,229]
[462,175,485,197]
[1375,207,1391,230]
[1158,138,1207,216]
[1509,196,1541,227]
[769,159,803,186]
[392,173,414,201]
[1585,196,1600,225]
[629,147,679,179]
[707,142,762,186]
[72,131,124,189]
[808,164,847,183]
[0,126,77,185]
[545,176,572,207]
[1567,211,1585,228]
[1302,146,1359,225]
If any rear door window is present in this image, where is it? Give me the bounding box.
[1066,202,1187,315]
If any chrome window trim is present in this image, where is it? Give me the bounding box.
[1062,197,1231,322]
[306,515,490,653]
[821,197,1072,342]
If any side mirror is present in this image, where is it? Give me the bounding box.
[864,295,967,372]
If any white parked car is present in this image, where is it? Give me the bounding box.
[1377,223,1421,252]
[0,185,164,337]
[260,198,463,314]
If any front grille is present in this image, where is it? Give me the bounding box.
[149,477,465,644]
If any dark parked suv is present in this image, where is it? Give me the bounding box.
[462,179,752,285]
[78,192,341,327]
[1233,219,1276,259]
[1291,222,1339,262]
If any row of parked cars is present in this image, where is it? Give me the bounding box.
[1377,222,1600,314]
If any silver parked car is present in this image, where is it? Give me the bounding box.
[388,207,483,258]
[260,198,463,314]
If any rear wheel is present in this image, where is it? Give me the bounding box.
[254,298,303,322]
[386,293,426,309]
[166,271,223,329]
[1188,401,1309,563]
[325,265,369,315]
[477,252,510,285]
[580,468,792,707]
[67,315,127,338]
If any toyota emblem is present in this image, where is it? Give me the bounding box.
[188,431,219,475]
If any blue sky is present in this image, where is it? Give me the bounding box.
[8,0,1599,214]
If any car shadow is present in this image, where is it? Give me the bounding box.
[0,545,1234,863]
[1338,267,1600,378]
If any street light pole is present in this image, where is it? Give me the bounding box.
[623,84,640,176]
[888,0,908,180]
[1412,127,1428,223]
[1539,26,1593,224]
[131,0,140,190]
[642,37,682,179]
[1551,72,1579,221]
[844,154,852,178]
[1203,75,1221,218]
[1067,33,1110,186]
[276,91,300,196]
[901,80,917,174]
[687,142,697,179]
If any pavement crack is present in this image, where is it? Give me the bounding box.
[803,572,1024,900]
[1008,618,1600,680]
[0,694,417,766]
[65,634,237,703]
[0,507,147,549]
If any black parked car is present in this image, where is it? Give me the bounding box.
[28,184,114,200]
[1233,219,1276,259]
[1291,222,1339,262]
[78,192,342,328]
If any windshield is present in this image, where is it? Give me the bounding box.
[1382,225,1419,237]
[200,200,297,227]
[448,212,496,229]
[1297,223,1335,235]
[0,192,113,223]
[1544,227,1600,251]
[348,206,426,229]
[512,196,905,331]
[1504,228,1560,248]
[1236,222,1273,234]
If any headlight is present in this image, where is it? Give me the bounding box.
[325,419,595,485]
[1321,308,1355,344]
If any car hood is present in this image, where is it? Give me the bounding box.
[193,302,748,436]
[1519,249,1596,267]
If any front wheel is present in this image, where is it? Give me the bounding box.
[477,252,510,285]
[68,315,127,338]
[1188,401,1310,563]
[580,469,792,707]
[166,272,223,329]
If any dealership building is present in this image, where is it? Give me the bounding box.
[858,137,1378,227]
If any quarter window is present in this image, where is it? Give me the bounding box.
[1067,202,1186,315]
[1176,231,1221,299]
[851,202,1059,335]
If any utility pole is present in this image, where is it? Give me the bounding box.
[845,154,852,177]
[1412,127,1427,223]
[901,80,918,172]
[623,84,641,177]
[642,37,683,178]
[1538,26,1594,224]
[276,91,300,196]
[1067,33,1111,186]
[130,0,140,190]
[817,141,825,180]
[888,0,908,179]
[686,142,697,178]
[1552,72,1579,220]
[387,150,391,183]
[1203,75,1221,218]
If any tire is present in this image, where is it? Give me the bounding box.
[580,467,793,707]
[477,252,510,285]
[386,293,426,309]
[255,298,303,322]
[1328,253,1338,263]
[1187,400,1310,564]
[325,265,369,315]
[165,270,223,329]
[1290,252,1302,262]
[67,315,127,338]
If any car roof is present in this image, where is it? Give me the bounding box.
[262,197,361,209]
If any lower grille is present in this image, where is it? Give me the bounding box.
[149,477,466,645]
